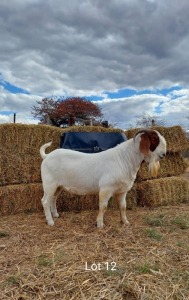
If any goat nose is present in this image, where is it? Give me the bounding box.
[159,152,166,159]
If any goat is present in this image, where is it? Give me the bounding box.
[40,129,166,227]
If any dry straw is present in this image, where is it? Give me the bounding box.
[0,154,42,186]
[137,176,189,207]
[0,183,43,216]
[0,123,62,155]
[0,124,62,186]
[1,205,189,299]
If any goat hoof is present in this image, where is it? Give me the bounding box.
[121,220,130,225]
[53,213,59,218]
[97,222,104,229]
[47,220,54,226]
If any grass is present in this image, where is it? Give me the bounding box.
[144,213,189,236]
[145,228,163,241]
[54,249,65,262]
[172,270,189,289]
[171,215,189,229]
[37,249,65,267]
[37,254,53,267]
[145,213,166,227]
[176,241,189,249]
[137,262,159,274]
[24,208,36,215]
[6,275,20,285]
[0,231,9,238]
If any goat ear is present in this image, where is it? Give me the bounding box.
[139,133,150,156]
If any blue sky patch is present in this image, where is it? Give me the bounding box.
[0,111,15,115]
[156,86,181,96]
[0,79,30,94]
[87,86,183,101]
[105,89,137,98]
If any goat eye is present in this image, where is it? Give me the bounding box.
[150,136,159,152]
[150,144,156,151]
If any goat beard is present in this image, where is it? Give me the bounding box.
[148,160,160,177]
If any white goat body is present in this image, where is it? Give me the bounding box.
[40,130,166,227]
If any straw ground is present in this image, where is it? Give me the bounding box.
[1,204,189,299]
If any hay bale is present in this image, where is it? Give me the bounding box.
[0,123,60,186]
[137,152,187,182]
[0,154,42,186]
[0,183,43,216]
[57,191,99,212]
[0,123,62,156]
[137,176,189,207]
[125,125,189,153]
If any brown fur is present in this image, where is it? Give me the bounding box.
[134,130,160,156]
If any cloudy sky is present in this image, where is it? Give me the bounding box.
[1,0,189,129]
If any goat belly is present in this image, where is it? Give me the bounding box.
[63,185,96,196]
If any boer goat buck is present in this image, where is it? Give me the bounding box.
[40,130,166,227]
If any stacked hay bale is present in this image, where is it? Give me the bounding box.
[0,123,62,186]
[125,126,189,207]
[0,123,136,215]
[1,124,189,216]
[0,124,62,215]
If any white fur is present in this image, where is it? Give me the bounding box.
[40,131,166,227]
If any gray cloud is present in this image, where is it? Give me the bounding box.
[1,0,189,128]
[98,94,167,128]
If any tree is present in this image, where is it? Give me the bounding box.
[53,97,102,126]
[31,97,103,127]
[135,113,166,128]
[31,98,58,124]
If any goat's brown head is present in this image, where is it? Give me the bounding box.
[134,129,166,177]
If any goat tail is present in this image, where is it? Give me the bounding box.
[40,142,52,160]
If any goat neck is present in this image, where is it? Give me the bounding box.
[117,139,144,182]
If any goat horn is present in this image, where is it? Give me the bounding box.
[133,129,151,141]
